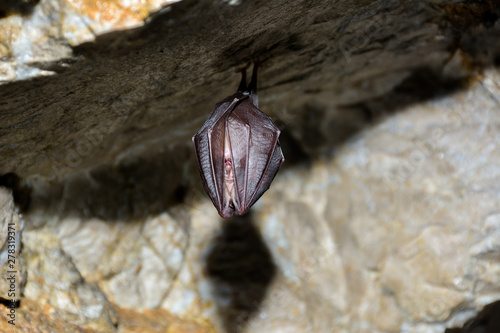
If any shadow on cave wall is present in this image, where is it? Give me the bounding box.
[204,214,276,333]
[0,0,39,18]
[445,300,500,333]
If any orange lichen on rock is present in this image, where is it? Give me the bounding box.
[116,306,216,333]
[0,299,96,333]
[64,0,149,28]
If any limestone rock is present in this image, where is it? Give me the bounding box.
[0,188,25,303]
[22,226,119,331]
[0,0,180,82]
[247,68,500,333]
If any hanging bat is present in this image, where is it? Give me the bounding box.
[192,63,284,218]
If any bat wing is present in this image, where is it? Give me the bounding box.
[193,96,241,215]
[228,99,284,216]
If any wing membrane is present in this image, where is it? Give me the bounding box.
[229,99,283,215]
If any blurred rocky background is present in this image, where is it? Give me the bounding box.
[1,0,500,332]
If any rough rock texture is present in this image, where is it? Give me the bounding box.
[0,0,500,332]
[0,0,180,82]
[0,188,25,302]
[247,68,500,333]
[1,0,498,181]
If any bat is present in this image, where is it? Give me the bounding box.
[192,63,284,218]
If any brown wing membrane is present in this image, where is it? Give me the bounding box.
[247,135,283,209]
[228,99,284,215]
[226,109,250,213]
[207,116,226,210]
[192,96,243,216]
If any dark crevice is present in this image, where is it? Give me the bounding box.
[0,298,20,308]
[0,172,31,212]
[445,300,500,333]
[0,0,39,18]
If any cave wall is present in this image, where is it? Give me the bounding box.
[1,0,500,332]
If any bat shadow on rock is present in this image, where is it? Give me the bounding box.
[204,213,276,333]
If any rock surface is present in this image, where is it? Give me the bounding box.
[0,0,500,332]
[0,188,24,302]
[0,0,179,82]
[247,68,500,333]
